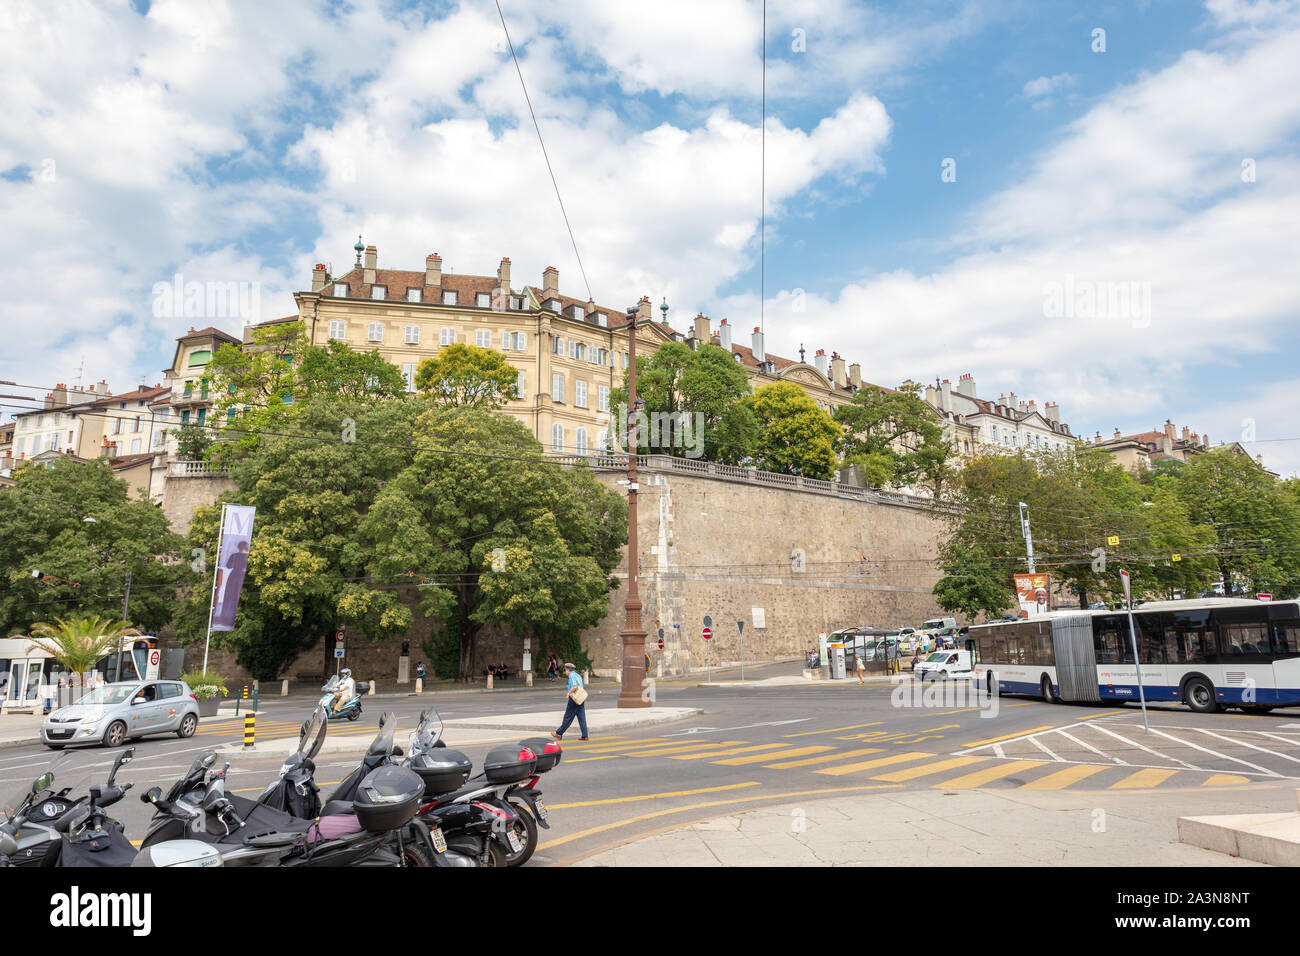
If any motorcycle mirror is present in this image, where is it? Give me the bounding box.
[392,745,404,757]
[201,753,217,770]
[32,772,54,795]
[142,786,163,804]
[108,747,135,784]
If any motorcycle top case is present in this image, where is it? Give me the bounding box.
[483,744,538,784]
[353,766,423,833]
[408,748,472,795]
[519,736,562,773]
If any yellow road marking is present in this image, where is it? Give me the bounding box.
[1019,764,1110,790]
[814,751,934,777]
[872,756,986,783]
[565,754,627,764]
[1111,768,1178,789]
[620,741,746,757]
[1075,711,1127,721]
[783,722,883,738]
[765,748,884,769]
[933,759,1047,789]
[713,746,834,766]
[670,743,787,760]
[569,738,655,753]
[963,725,1055,748]
[919,724,962,733]
[547,782,760,809]
[538,784,903,853]
[1202,773,1253,787]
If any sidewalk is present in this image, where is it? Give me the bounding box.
[572,786,1283,867]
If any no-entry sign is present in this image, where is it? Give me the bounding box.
[702,626,712,641]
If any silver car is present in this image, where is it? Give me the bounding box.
[41,680,200,749]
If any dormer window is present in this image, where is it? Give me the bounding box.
[407,289,421,303]
[332,283,348,297]
[370,285,387,299]
[443,290,458,305]
[569,305,585,321]
[476,292,491,308]
[547,298,562,313]
[595,312,607,327]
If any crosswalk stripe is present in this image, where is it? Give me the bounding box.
[1202,773,1252,787]
[1111,768,1178,789]
[784,722,883,738]
[962,726,1055,748]
[814,752,935,777]
[765,748,884,769]
[670,743,787,761]
[1019,764,1110,790]
[623,741,747,757]
[713,746,834,766]
[569,737,649,752]
[933,759,1047,789]
[872,756,986,783]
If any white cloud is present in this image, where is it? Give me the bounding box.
[1022,72,1076,99]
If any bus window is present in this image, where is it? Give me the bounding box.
[1215,608,1269,658]
[1169,610,1210,663]
[1135,612,1170,664]
[1093,617,1123,664]
[1270,605,1300,657]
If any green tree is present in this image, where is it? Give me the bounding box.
[931,544,1010,620]
[355,407,626,679]
[610,342,757,462]
[297,340,407,401]
[0,458,186,637]
[175,421,211,460]
[835,381,955,495]
[414,343,520,408]
[206,319,304,458]
[745,381,840,479]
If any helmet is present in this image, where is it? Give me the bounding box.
[341,668,352,677]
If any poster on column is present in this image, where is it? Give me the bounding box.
[211,504,256,631]
[1013,572,1050,618]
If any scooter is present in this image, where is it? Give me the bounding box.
[318,674,368,722]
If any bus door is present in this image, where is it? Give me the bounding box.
[1050,615,1101,702]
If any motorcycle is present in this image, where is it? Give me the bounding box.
[318,674,368,722]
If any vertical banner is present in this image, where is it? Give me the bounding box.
[210,504,256,631]
[1013,572,1051,618]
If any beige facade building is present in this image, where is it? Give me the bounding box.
[1091,420,1209,469]
[925,374,1078,459]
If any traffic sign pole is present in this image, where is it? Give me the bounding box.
[1120,570,1150,734]
[737,620,745,682]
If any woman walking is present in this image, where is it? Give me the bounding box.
[550,663,589,741]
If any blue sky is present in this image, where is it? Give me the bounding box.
[1,0,1297,474]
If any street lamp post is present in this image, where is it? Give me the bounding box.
[617,305,649,708]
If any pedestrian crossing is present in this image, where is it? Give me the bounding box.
[555,735,1275,791]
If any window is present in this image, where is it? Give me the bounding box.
[575,343,586,361]
[368,322,383,343]
[181,410,191,424]
[133,416,141,430]
[1092,616,1124,664]
[405,325,420,344]
[513,332,526,351]
[371,285,387,299]
[197,408,206,425]
[515,370,525,400]
[553,336,564,355]
[575,381,587,408]
[598,385,609,412]
[443,290,457,305]
[130,439,141,454]
[502,329,511,349]
[552,423,564,452]
[570,305,584,320]
[403,364,416,393]
[407,288,421,303]
[546,298,562,313]
[476,292,491,308]
[475,329,491,347]
[113,418,122,435]
[1166,610,1211,664]
[329,320,346,340]
[575,428,588,455]
[187,349,211,367]
[440,327,456,346]
[333,283,348,296]
[511,296,524,310]
[1270,605,1300,657]
[552,374,564,403]
[595,313,607,327]
[153,431,164,448]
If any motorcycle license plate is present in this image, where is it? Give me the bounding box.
[533,796,548,821]
[506,829,523,853]
[430,826,446,853]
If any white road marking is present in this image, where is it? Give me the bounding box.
[1137,727,1279,776]
[1190,728,1300,768]
[1086,723,1201,769]
[1027,735,1064,761]
[1055,729,1128,764]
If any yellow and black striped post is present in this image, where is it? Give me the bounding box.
[243,712,255,748]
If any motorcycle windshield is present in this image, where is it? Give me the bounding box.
[2,752,74,822]
[366,712,397,757]
[412,708,444,753]
[322,675,339,693]
[298,706,328,759]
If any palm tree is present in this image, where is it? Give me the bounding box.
[25,616,141,687]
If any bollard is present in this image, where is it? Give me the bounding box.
[368,680,375,695]
[281,679,289,697]
[486,673,494,690]
[525,671,533,687]
[415,677,423,695]
[252,687,259,714]
[242,685,249,699]
[243,713,255,749]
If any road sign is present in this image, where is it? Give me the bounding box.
[334,649,345,659]
[1119,569,1131,605]
[335,628,345,642]
[1107,535,1120,547]
[737,620,744,635]
[702,626,712,641]
[523,637,531,650]
[146,649,161,680]
[658,636,664,650]
[703,615,712,628]
[1258,593,1273,602]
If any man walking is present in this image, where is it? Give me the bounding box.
[550,662,589,741]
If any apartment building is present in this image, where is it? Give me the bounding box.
[925,374,1077,458]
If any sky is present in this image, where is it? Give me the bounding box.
[1,0,1297,476]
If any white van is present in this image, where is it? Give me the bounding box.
[913,649,972,681]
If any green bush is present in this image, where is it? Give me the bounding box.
[181,669,228,699]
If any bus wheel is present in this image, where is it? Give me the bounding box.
[1040,677,1054,704]
[1184,677,1219,714]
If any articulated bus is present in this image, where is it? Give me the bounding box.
[964,598,1300,713]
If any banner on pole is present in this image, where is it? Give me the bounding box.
[211,504,256,632]
[1013,572,1050,618]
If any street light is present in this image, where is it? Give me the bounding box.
[617,304,650,709]
[31,570,79,588]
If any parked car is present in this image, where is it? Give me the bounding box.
[41,680,200,749]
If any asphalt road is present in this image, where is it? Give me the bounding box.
[5,661,1300,866]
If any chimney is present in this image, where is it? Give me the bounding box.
[693,313,711,344]
[425,253,442,287]
[830,353,846,387]
[1114,428,1122,440]
[363,245,377,285]
[939,378,952,412]
[1093,432,1102,444]
[718,318,732,350]
[925,382,937,406]
[1202,433,1209,448]
[814,349,828,376]
[637,296,653,324]
[752,328,766,364]
[1181,425,1190,443]
[957,373,976,398]
[1045,402,1061,424]
[1164,419,1176,442]
[497,257,511,295]
[311,263,328,293]
[542,266,559,299]
[849,362,862,389]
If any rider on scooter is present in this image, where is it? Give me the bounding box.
[332,669,356,714]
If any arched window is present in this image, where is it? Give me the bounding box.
[575,427,588,455]
[552,423,565,453]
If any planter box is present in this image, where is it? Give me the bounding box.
[196,698,220,717]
